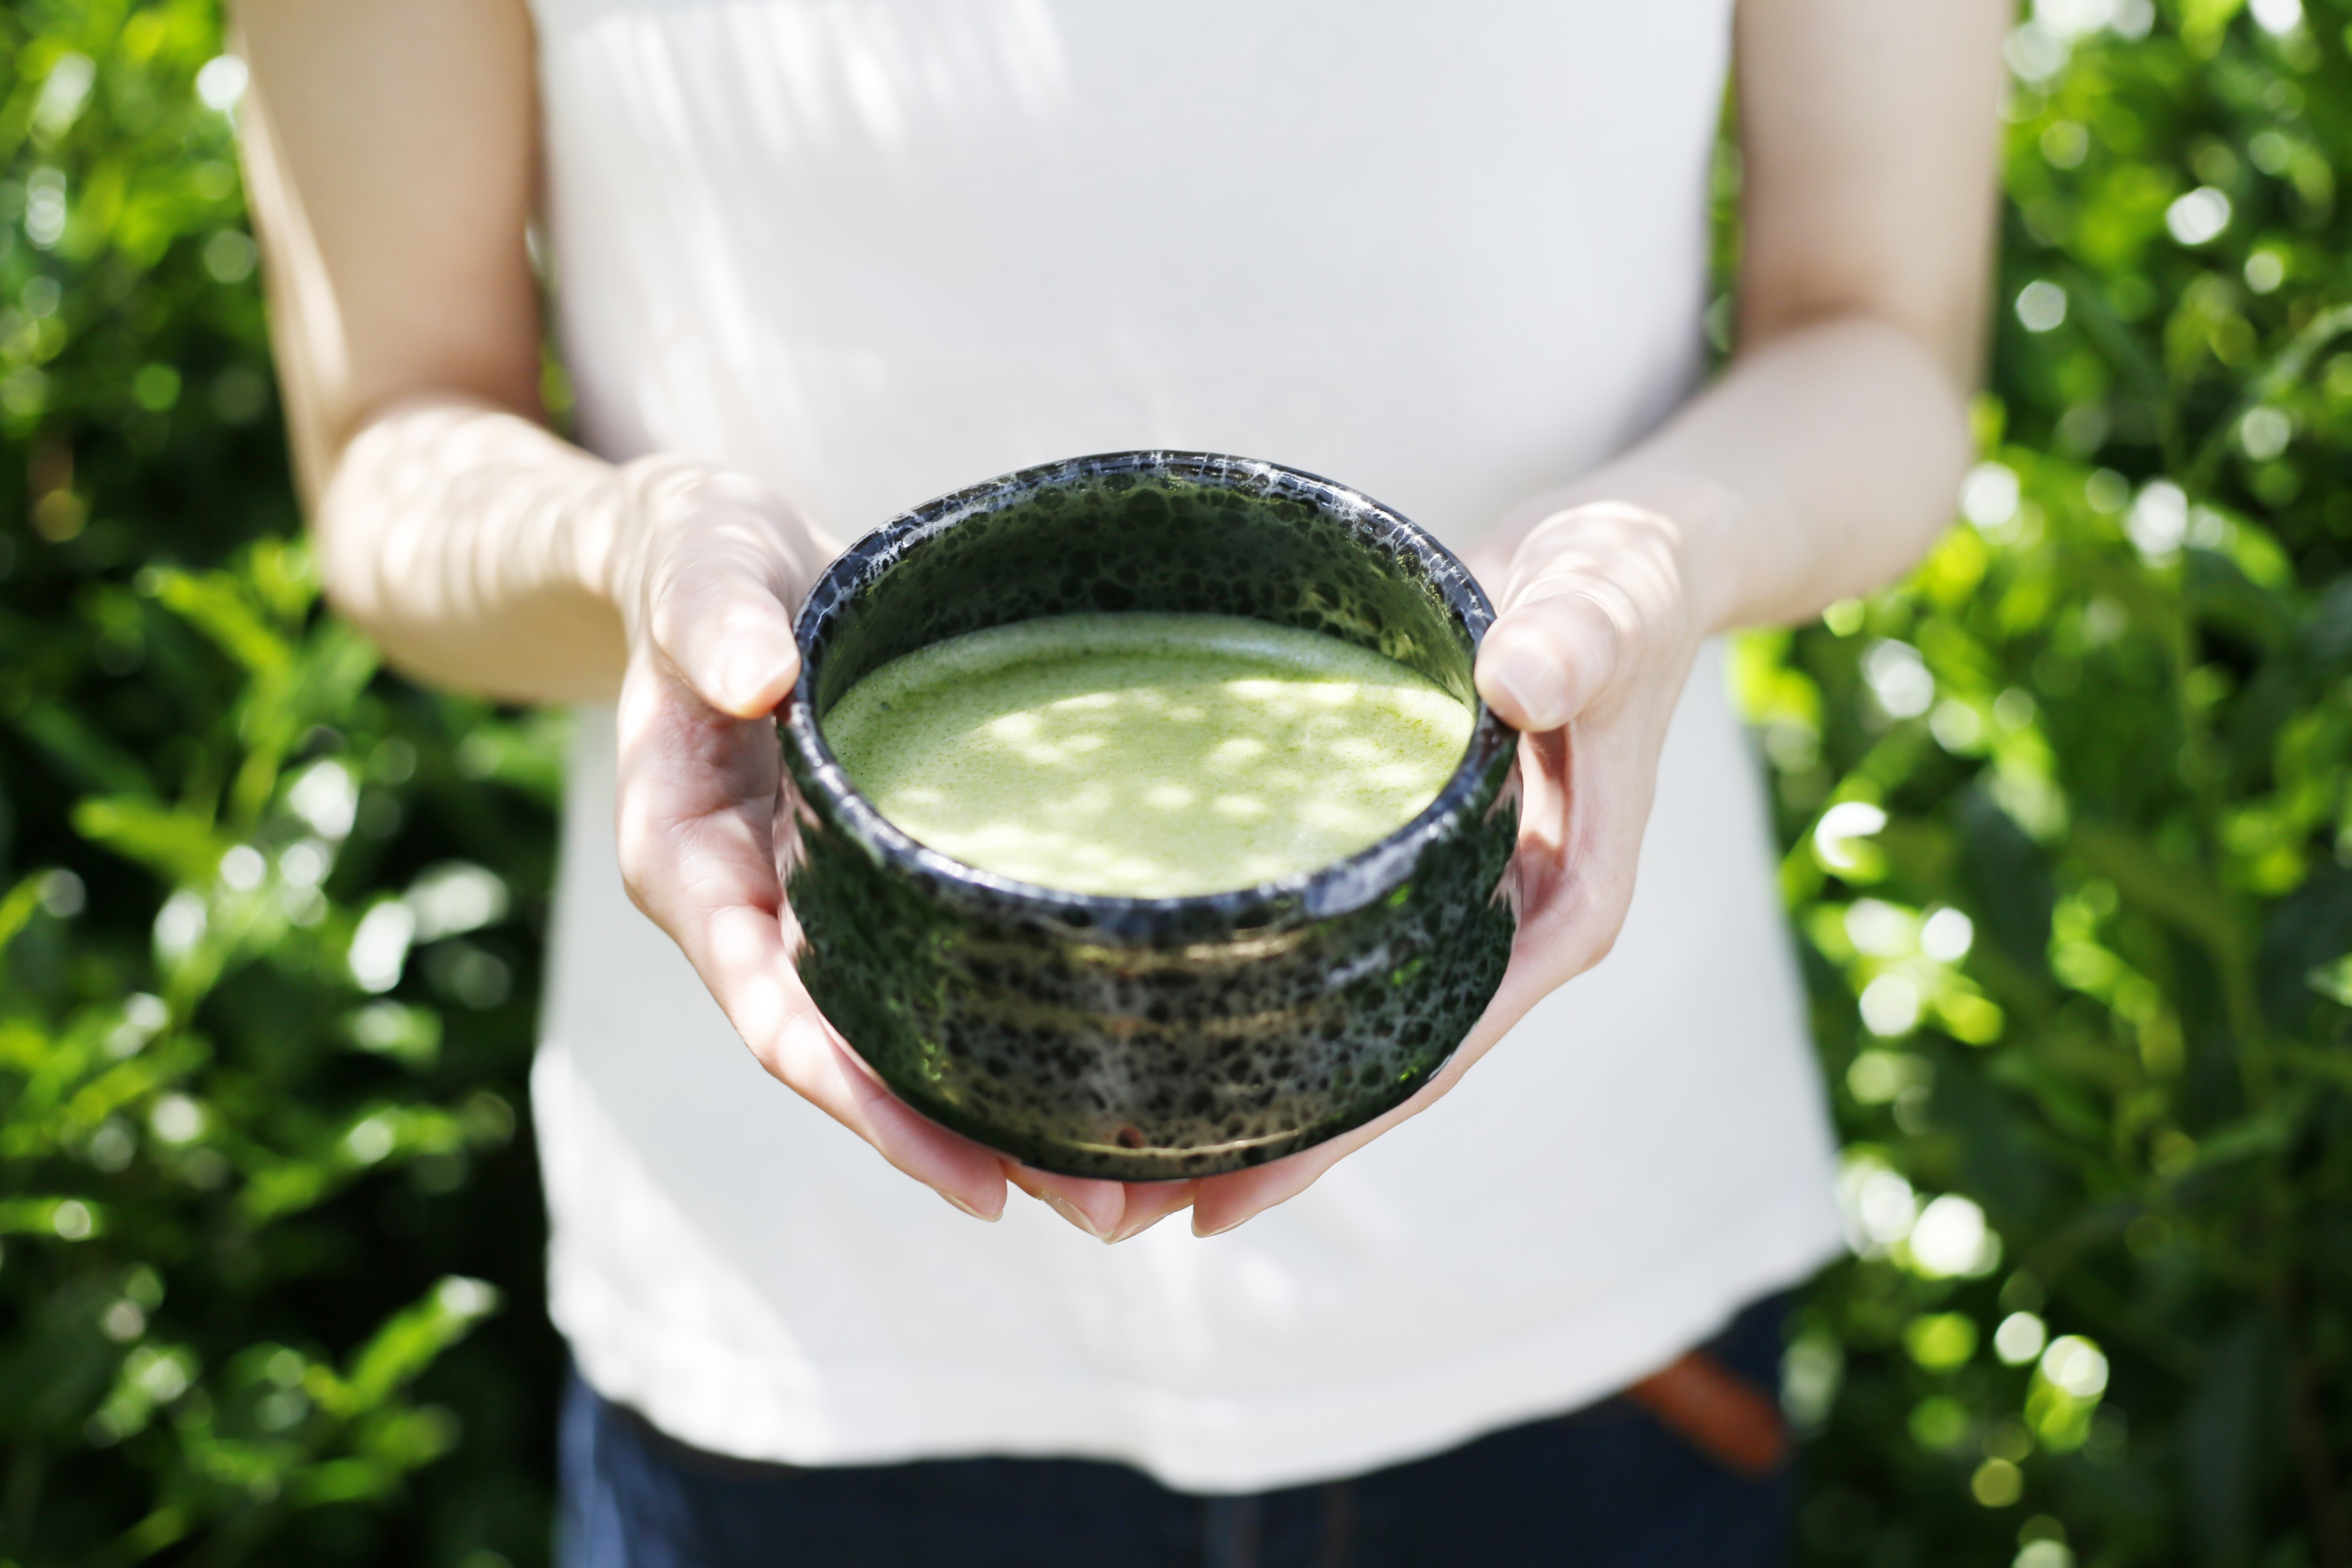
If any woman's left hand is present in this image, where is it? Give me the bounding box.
[1011,495,1715,1242]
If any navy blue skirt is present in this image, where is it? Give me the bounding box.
[557,1294,1792,1568]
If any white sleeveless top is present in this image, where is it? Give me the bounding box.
[528,0,1842,1493]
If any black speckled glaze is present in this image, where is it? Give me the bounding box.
[781,451,1519,1180]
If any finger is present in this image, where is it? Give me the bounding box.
[706,905,1011,1219]
[624,466,822,717]
[1476,584,1624,732]
[652,562,803,719]
[1004,1164,1127,1241]
[1512,713,1659,967]
[616,661,1008,1218]
[1475,499,1693,732]
[1108,1180,1199,1243]
[614,660,784,929]
[767,1000,1009,1220]
[1195,515,1695,1235]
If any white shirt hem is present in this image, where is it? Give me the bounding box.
[552,1181,1843,1494]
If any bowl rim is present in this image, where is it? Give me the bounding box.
[782,449,1518,935]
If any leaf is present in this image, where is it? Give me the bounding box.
[319,1278,500,1420]
[2068,818,2238,953]
[290,619,382,720]
[247,537,320,624]
[2188,301,2352,488]
[0,1197,104,1238]
[2188,1110,2294,1171]
[72,796,228,884]
[149,567,292,678]
[2261,867,2352,1029]
[2278,1044,2352,1093]
[8,696,154,796]
[1959,787,2055,971]
[0,874,48,956]
[2312,954,2352,1009]
[289,1457,397,1507]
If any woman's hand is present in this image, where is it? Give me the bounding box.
[594,462,1711,1244]
[603,459,1018,1222]
[1014,495,1721,1244]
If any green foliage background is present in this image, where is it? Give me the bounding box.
[1746,3,2352,1565]
[0,0,2345,1565]
[0,4,565,1563]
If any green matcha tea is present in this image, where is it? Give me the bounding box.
[823,613,1474,897]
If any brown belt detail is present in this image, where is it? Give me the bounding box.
[1624,1349,1790,1477]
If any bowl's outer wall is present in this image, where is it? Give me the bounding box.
[782,453,1520,1180]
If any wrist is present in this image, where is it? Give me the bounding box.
[596,456,721,639]
[1518,470,1756,637]
[598,457,832,646]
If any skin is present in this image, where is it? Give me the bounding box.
[237,0,2008,1244]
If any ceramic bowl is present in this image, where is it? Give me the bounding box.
[780,451,1519,1180]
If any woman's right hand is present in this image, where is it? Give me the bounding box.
[603,459,1016,1222]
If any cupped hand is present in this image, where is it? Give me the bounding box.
[604,458,1017,1222]
[602,464,1713,1245]
[1170,498,1715,1239]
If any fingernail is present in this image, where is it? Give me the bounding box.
[934,1186,1000,1223]
[1043,1191,1110,1242]
[720,648,779,713]
[1492,641,1569,730]
[1107,1211,1171,1245]
[1192,1212,1245,1240]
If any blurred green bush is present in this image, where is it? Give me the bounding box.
[0,3,563,1564]
[1747,3,2352,1565]
[0,0,2347,1566]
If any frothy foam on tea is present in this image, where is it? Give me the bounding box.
[823,613,1473,897]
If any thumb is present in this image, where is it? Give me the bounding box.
[651,568,804,719]
[619,460,820,719]
[1475,588,1623,732]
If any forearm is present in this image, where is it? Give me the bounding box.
[1489,314,1973,637]
[317,396,639,704]
[318,394,840,714]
